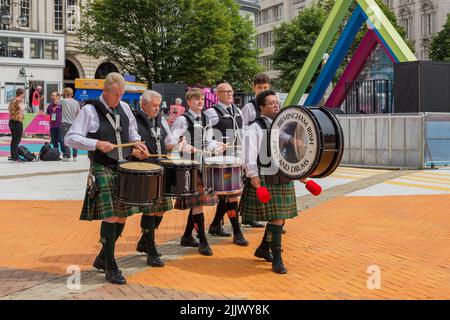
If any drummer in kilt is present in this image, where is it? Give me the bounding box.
[238,90,302,274]
[64,73,148,285]
[204,83,249,246]
[171,88,226,256]
[131,90,176,267]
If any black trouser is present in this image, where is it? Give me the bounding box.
[9,120,23,161]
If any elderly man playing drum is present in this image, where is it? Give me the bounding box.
[204,83,249,247]
[65,73,148,285]
[238,90,304,275]
[171,88,226,256]
[130,90,176,268]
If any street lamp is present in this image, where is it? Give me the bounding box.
[0,1,29,29]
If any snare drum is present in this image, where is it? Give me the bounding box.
[116,161,163,206]
[204,156,243,196]
[159,159,200,197]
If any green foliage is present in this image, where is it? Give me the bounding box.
[430,14,450,62]
[79,0,260,89]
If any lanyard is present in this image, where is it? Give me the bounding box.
[105,110,124,161]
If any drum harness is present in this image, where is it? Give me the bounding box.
[87,108,124,199]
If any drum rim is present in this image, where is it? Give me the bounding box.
[118,161,164,173]
[204,156,243,167]
[309,106,344,178]
[271,105,324,180]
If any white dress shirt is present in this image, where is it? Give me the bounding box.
[170,109,218,151]
[64,95,141,151]
[204,102,244,127]
[241,101,257,127]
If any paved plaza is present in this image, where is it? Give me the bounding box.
[0,154,449,300]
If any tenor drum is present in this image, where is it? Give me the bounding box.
[116,161,163,206]
[270,106,344,179]
[159,159,200,197]
[204,156,243,196]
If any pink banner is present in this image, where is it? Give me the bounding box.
[0,113,50,135]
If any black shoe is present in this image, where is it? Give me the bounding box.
[93,255,106,271]
[232,233,249,246]
[180,235,199,247]
[105,269,127,285]
[208,225,231,237]
[198,242,213,256]
[93,255,119,272]
[147,255,165,267]
[136,237,147,254]
[254,247,273,262]
[273,262,287,274]
[242,220,265,228]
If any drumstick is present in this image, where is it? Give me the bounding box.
[114,142,142,149]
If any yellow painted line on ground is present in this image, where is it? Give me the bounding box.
[337,167,389,174]
[330,174,364,180]
[415,172,450,180]
[402,175,450,184]
[385,180,450,192]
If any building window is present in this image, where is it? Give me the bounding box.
[30,39,58,60]
[0,37,23,58]
[45,83,60,104]
[4,83,24,104]
[66,0,79,32]
[19,0,30,28]
[54,0,63,31]
[0,0,11,30]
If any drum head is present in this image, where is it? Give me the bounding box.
[269,106,322,180]
[159,159,200,166]
[204,156,242,166]
[119,161,162,171]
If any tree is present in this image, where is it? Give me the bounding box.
[218,0,262,91]
[79,0,260,89]
[430,14,450,62]
[272,0,412,92]
[271,4,328,92]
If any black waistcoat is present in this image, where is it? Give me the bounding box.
[211,104,243,144]
[249,98,261,119]
[133,110,168,155]
[86,99,130,168]
[183,112,210,150]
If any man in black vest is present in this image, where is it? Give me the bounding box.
[65,73,148,285]
[204,83,248,246]
[240,73,271,228]
[171,88,226,256]
[132,90,176,268]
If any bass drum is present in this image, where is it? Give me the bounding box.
[269,105,344,179]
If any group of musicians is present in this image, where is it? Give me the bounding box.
[65,72,300,285]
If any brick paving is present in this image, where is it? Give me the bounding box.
[1,168,449,300]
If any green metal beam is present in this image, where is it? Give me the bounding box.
[357,0,416,62]
[283,0,354,107]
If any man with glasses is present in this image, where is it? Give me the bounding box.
[204,83,248,247]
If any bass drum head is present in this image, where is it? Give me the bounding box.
[270,106,322,180]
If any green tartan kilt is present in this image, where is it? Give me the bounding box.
[80,163,138,221]
[174,172,218,210]
[237,177,298,222]
[136,197,173,215]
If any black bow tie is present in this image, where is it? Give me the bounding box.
[195,116,201,122]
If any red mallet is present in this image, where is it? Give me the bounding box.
[304,179,322,196]
[256,186,271,203]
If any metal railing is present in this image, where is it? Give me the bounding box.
[336,113,450,169]
[344,79,394,114]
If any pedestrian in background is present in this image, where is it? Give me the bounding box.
[8,88,25,162]
[46,92,65,155]
[167,97,185,126]
[60,87,81,161]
